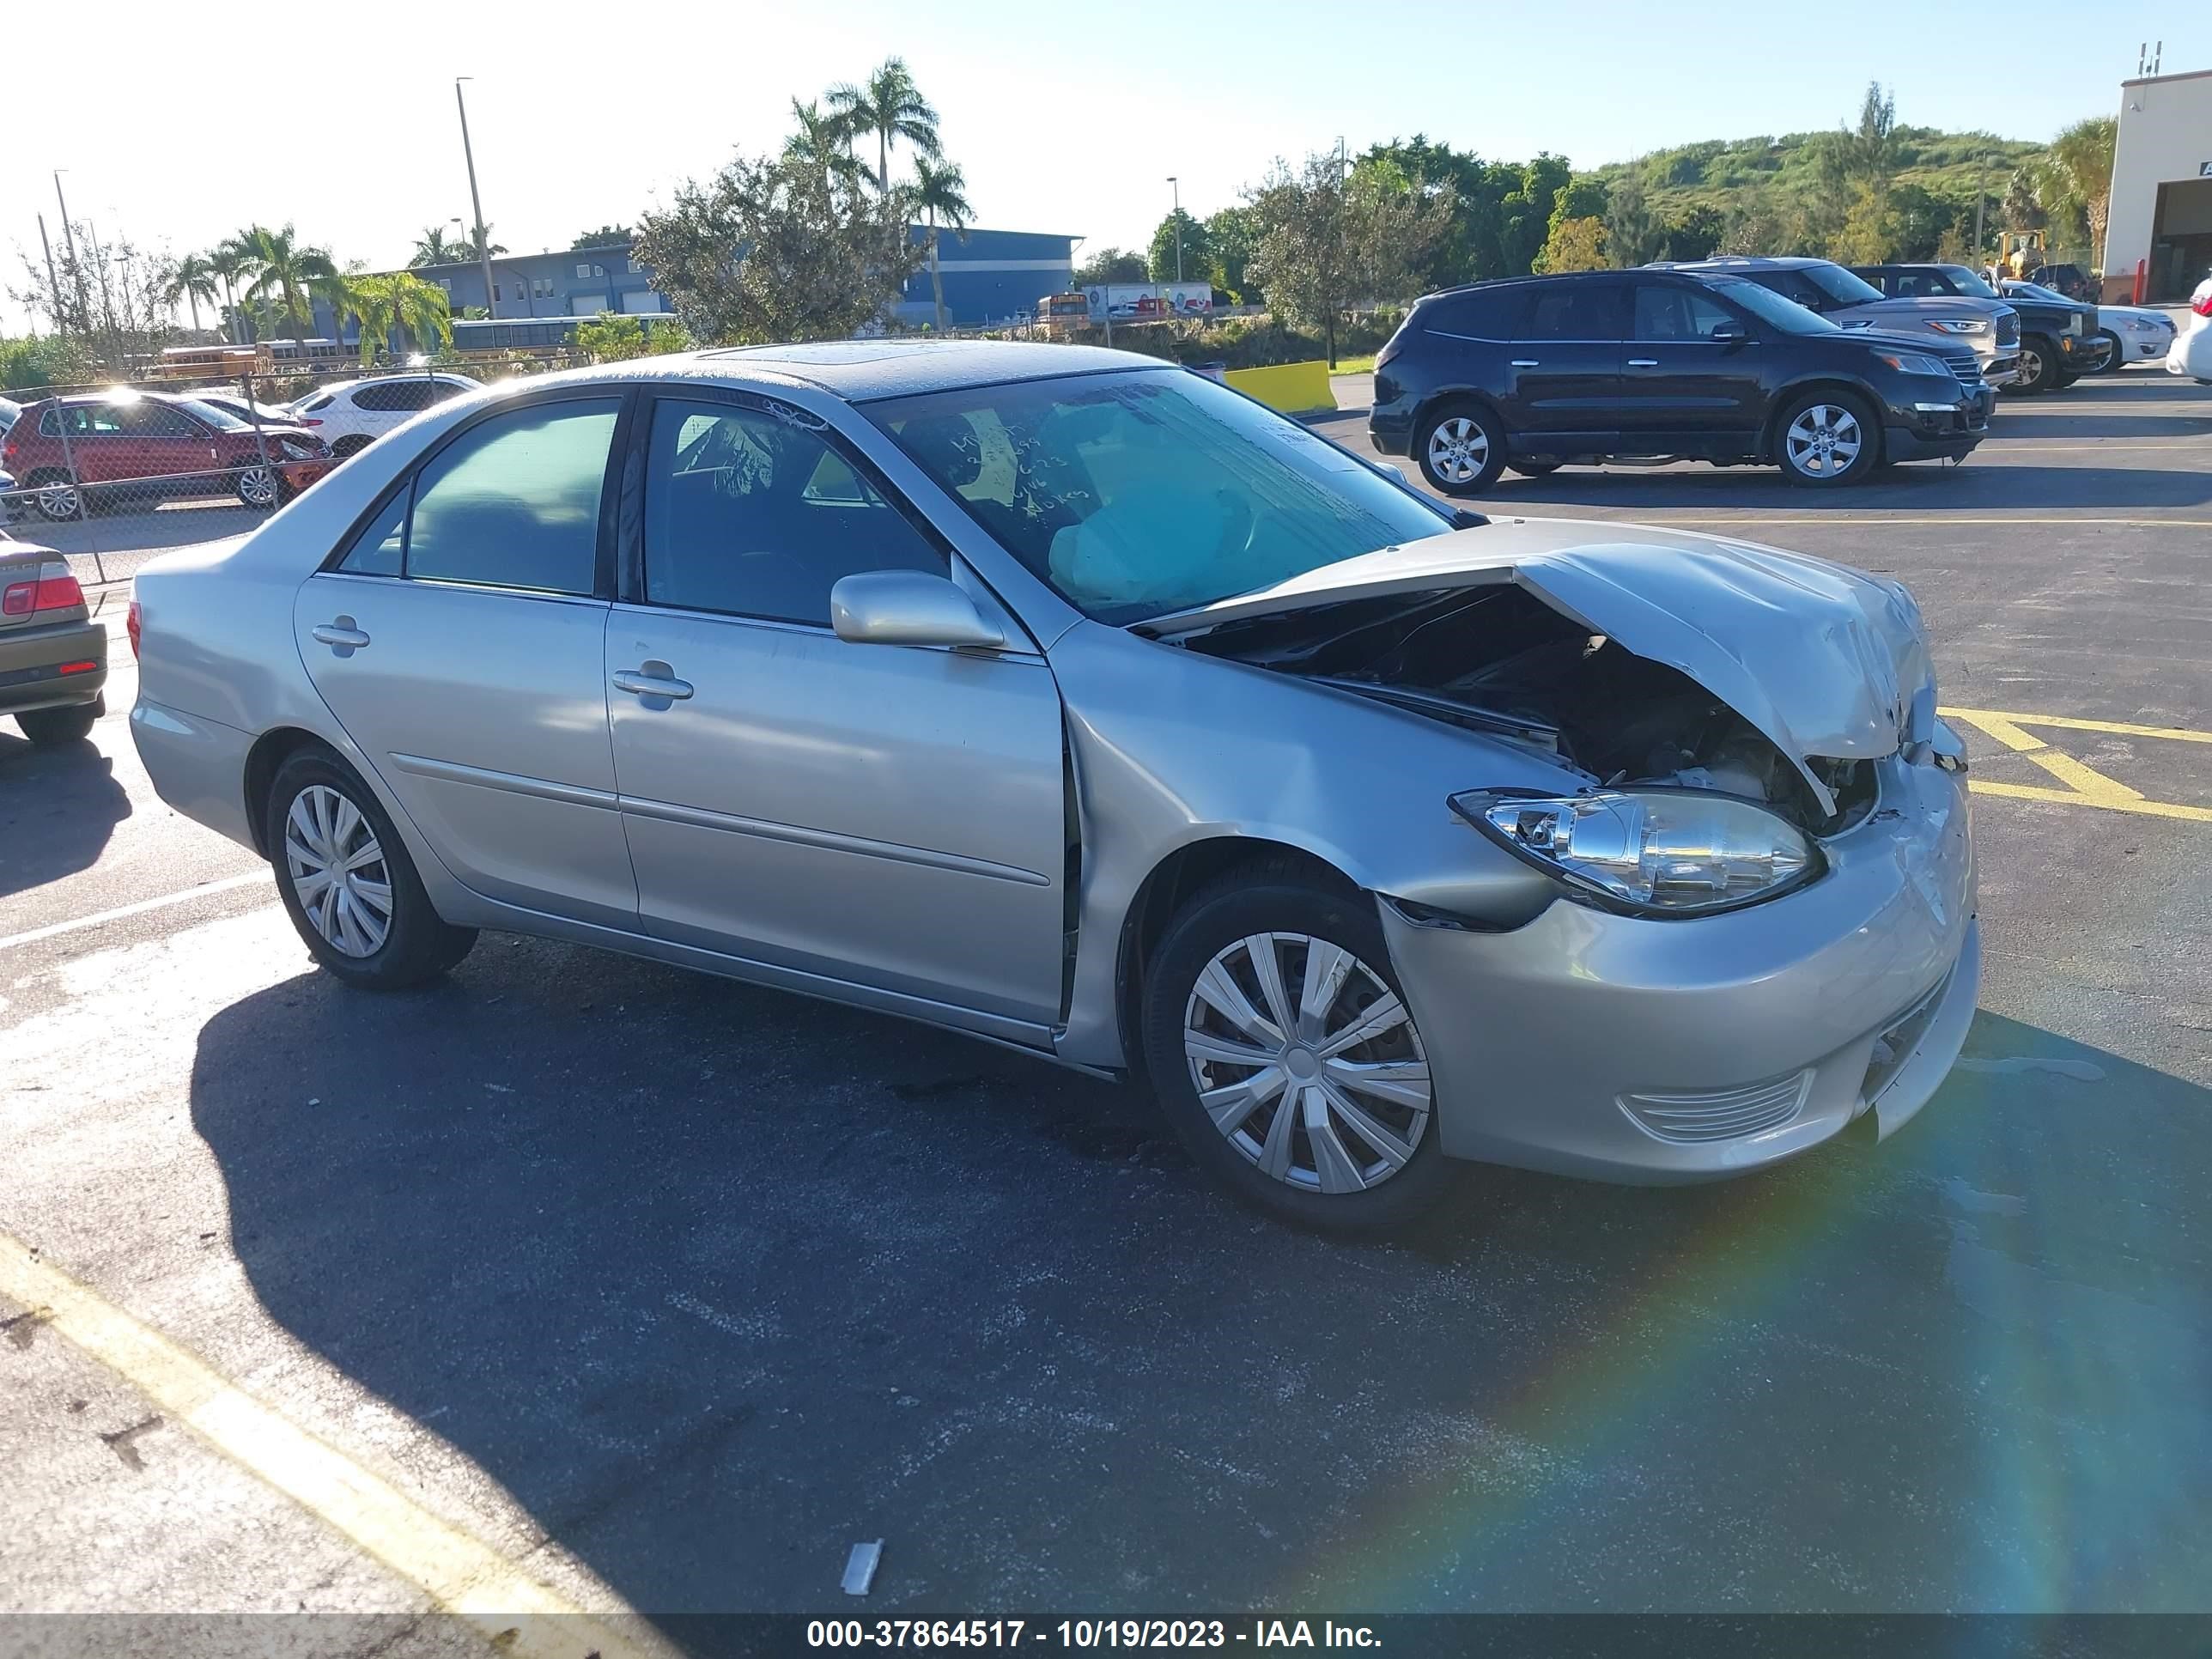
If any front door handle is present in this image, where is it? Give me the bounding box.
[612,665,694,702]
[311,617,370,651]
[1627,357,1659,368]
[1510,358,1540,368]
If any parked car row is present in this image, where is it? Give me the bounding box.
[1370,253,2195,494]
[0,371,483,523]
[2166,273,2212,384]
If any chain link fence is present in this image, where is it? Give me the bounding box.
[3,349,586,592]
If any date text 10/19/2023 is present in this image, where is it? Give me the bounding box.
[806,1620,1382,1649]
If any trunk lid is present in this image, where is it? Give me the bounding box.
[1139,519,1936,816]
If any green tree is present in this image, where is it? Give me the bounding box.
[0,332,97,392]
[1548,176,1608,240]
[569,224,632,250]
[1604,162,1663,267]
[410,225,467,266]
[231,224,347,343]
[1847,82,1900,191]
[784,99,868,194]
[575,311,694,362]
[159,252,220,336]
[1073,246,1147,286]
[1533,216,1607,273]
[635,148,922,344]
[337,271,453,363]
[826,57,941,192]
[1147,209,1210,284]
[1205,206,1261,302]
[1830,179,1898,264]
[206,240,252,342]
[1247,150,1455,366]
[1662,204,1726,261]
[913,155,973,332]
[2029,116,2117,258]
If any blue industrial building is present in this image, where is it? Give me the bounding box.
[306,227,1076,348]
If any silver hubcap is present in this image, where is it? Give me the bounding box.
[2021,346,2044,383]
[284,784,392,957]
[1182,933,1431,1194]
[1425,416,1490,484]
[239,466,279,507]
[1784,404,1863,476]
[37,483,79,518]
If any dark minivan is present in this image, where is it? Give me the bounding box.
[1369,269,1990,495]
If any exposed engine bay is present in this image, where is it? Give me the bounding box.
[1173,586,1875,834]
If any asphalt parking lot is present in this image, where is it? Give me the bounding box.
[3,369,2209,1646]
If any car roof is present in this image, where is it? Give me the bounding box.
[632,339,1167,402]
[1654,255,1829,271]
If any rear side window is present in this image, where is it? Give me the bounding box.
[352,381,433,413]
[1425,287,1525,339]
[338,486,410,577]
[392,399,618,594]
[641,398,943,627]
[1750,269,1827,309]
[299,393,334,414]
[1518,283,1626,342]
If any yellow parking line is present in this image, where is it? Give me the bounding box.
[0,1233,651,1659]
[1938,707,2212,823]
[1967,781,2212,823]
[1940,708,2212,745]
[1944,711,2146,801]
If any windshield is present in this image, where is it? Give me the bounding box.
[1802,264,1886,306]
[1708,277,1839,336]
[1938,265,2002,300]
[173,398,248,431]
[2008,282,2069,304]
[866,369,1453,623]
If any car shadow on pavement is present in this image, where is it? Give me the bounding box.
[188,939,2212,1620]
[0,730,131,898]
[1478,461,2212,514]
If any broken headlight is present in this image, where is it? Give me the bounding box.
[1449,789,1821,916]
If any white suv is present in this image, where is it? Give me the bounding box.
[289,373,482,458]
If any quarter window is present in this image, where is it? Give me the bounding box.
[641,398,943,627]
[1518,283,1626,342]
[401,399,617,593]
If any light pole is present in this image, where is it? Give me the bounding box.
[455,78,497,319]
[53,170,89,335]
[1168,176,1183,284]
[1972,153,1991,272]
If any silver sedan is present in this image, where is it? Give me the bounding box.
[129,343,1978,1231]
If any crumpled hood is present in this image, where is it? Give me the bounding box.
[1141,518,1936,815]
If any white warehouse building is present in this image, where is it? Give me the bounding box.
[2101,66,2212,303]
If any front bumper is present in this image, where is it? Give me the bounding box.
[1380,756,1978,1182]
[0,614,107,714]
[1882,378,1988,460]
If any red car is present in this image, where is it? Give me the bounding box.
[0,389,334,522]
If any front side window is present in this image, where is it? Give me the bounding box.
[869,369,1451,623]
[1631,283,1739,341]
[1708,277,1839,336]
[642,399,943,626]
[402,399,618,594]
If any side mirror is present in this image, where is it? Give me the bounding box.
[830,569,1006,651]
[1709,322,1748,345]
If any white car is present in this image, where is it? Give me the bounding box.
[288,373,482,459]
[2166,276,2212,385]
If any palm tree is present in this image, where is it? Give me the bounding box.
[2030,116,2118,258]
[338,271,453,364]
[826,57,941,192]
[234,224,348,345]
[206,240,252,343]
[160,252,221,336]
[410,225,466,266]
[785,98,866,195]
[912,156,973,333]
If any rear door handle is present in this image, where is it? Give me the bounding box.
[1510,359,1540,368]
[1627,358,1659,368]
[612,666,694,702]
[311,618,370,651]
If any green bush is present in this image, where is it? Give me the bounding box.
[0,334,98,392]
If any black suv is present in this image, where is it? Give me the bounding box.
[1369,268,1989,494]
[1853,263,2098,393]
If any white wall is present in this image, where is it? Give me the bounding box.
[2104,70,2212,283]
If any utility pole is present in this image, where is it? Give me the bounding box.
[1972,153,1990,270]
[1168,176,1183,284]
[53,170,89,335]
[37,213,61,335]
[456,78,497,319]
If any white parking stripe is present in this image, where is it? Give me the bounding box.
[0,872,271,953]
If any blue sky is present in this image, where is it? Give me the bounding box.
[1,0,2197,331]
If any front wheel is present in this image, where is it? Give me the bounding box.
[234,463,283,510]
[2016,336,2060,394]
[1416,402,1507,496]
[265,748,477,988]
[2091,331,2124,374]
[28,471,82,521]
[1139,866,1459,1233]
[1775,391,1879,487]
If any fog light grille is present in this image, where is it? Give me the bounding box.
[1620,1071,1813,1144]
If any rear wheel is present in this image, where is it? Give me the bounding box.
[1416,402,1507,497]
[27,470,81,521]
[1774,390,1879,487]
[15,698,100,745]
[331,434,373,459]
[2016,336,2060,394]
[1140,866,1458,1233]
[264,748,477,989]
[234,462,282,510]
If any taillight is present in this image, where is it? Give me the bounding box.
[2195,291,2212,319]
[297,416,322,426]
[127,599,143,659]
[33,559,82,612]
[2,580,32,616]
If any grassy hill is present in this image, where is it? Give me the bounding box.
[1588,126,2044,217]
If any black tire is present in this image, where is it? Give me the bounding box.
[27,470,82,521]
[1772,388,1881,488]
[2091,330,2124,374]
[1139,863,1461,1234]
[1507,460,1563,477]
[2053,369,2081,391]
[15,698,100,745]
[2016,335,2061,394]
[264,746,477,989]
[1414,400,1507,497]
[331,434,373,459]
